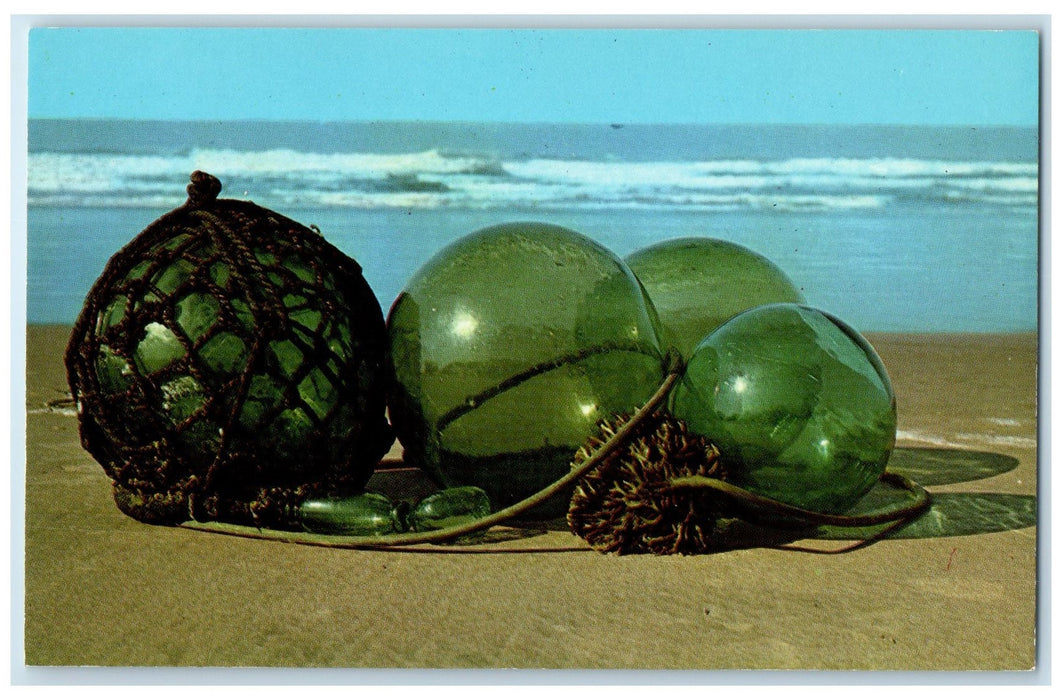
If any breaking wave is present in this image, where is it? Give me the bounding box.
[27,147,1039,212]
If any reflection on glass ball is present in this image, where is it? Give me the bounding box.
[669,303,896,514]
[626,237,805,359]
[387,222,666,517]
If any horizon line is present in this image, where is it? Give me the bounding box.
[26,116,1041,130]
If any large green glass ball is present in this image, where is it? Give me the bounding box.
[387,222,666,517]
[66,172,393,526]
[669,303,896,515]
[626,237,805,359]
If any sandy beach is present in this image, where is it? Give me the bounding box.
[21,324,1039,672]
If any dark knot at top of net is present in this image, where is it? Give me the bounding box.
[186,170,223,207]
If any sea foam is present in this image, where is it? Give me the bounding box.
[27,148,1038,212]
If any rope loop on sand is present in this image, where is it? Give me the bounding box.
[180,348,931,554]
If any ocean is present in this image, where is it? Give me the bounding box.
[26,119,1040,333]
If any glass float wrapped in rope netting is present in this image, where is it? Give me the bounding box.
[66,172,393,527]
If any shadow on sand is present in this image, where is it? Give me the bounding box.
[362,445,1036,550]
[814,446,1035,541]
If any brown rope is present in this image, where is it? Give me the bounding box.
[665,470,930,529]
[179,352,687,548]
[178,347,930,555]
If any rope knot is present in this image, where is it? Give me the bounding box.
[187,171,223,207]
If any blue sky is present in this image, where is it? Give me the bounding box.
[28,27,1040,125]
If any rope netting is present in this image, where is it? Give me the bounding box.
[66,171,393,527]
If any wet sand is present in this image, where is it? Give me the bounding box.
[22,325,1039,672]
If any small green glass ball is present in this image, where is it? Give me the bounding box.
[669,303,896,514]
[626,237,805,359]
[67,173,392,525]
[387,222,666,517]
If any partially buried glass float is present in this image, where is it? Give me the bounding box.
[65,171,394,527]
[387,222,667,517]
[625,237,806,360]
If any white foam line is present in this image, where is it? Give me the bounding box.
[897,429,964,448]
[956,433,1038,449]
[897,429,1036,450]
[27,406,78,417]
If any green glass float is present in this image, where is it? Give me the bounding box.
[66,171,393,527]
[625,237,806,359]
[291,485,491,536]
[409,486,492,532]
[387,222,666,517]
[296,492,406,536]
[669,303,896,515]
